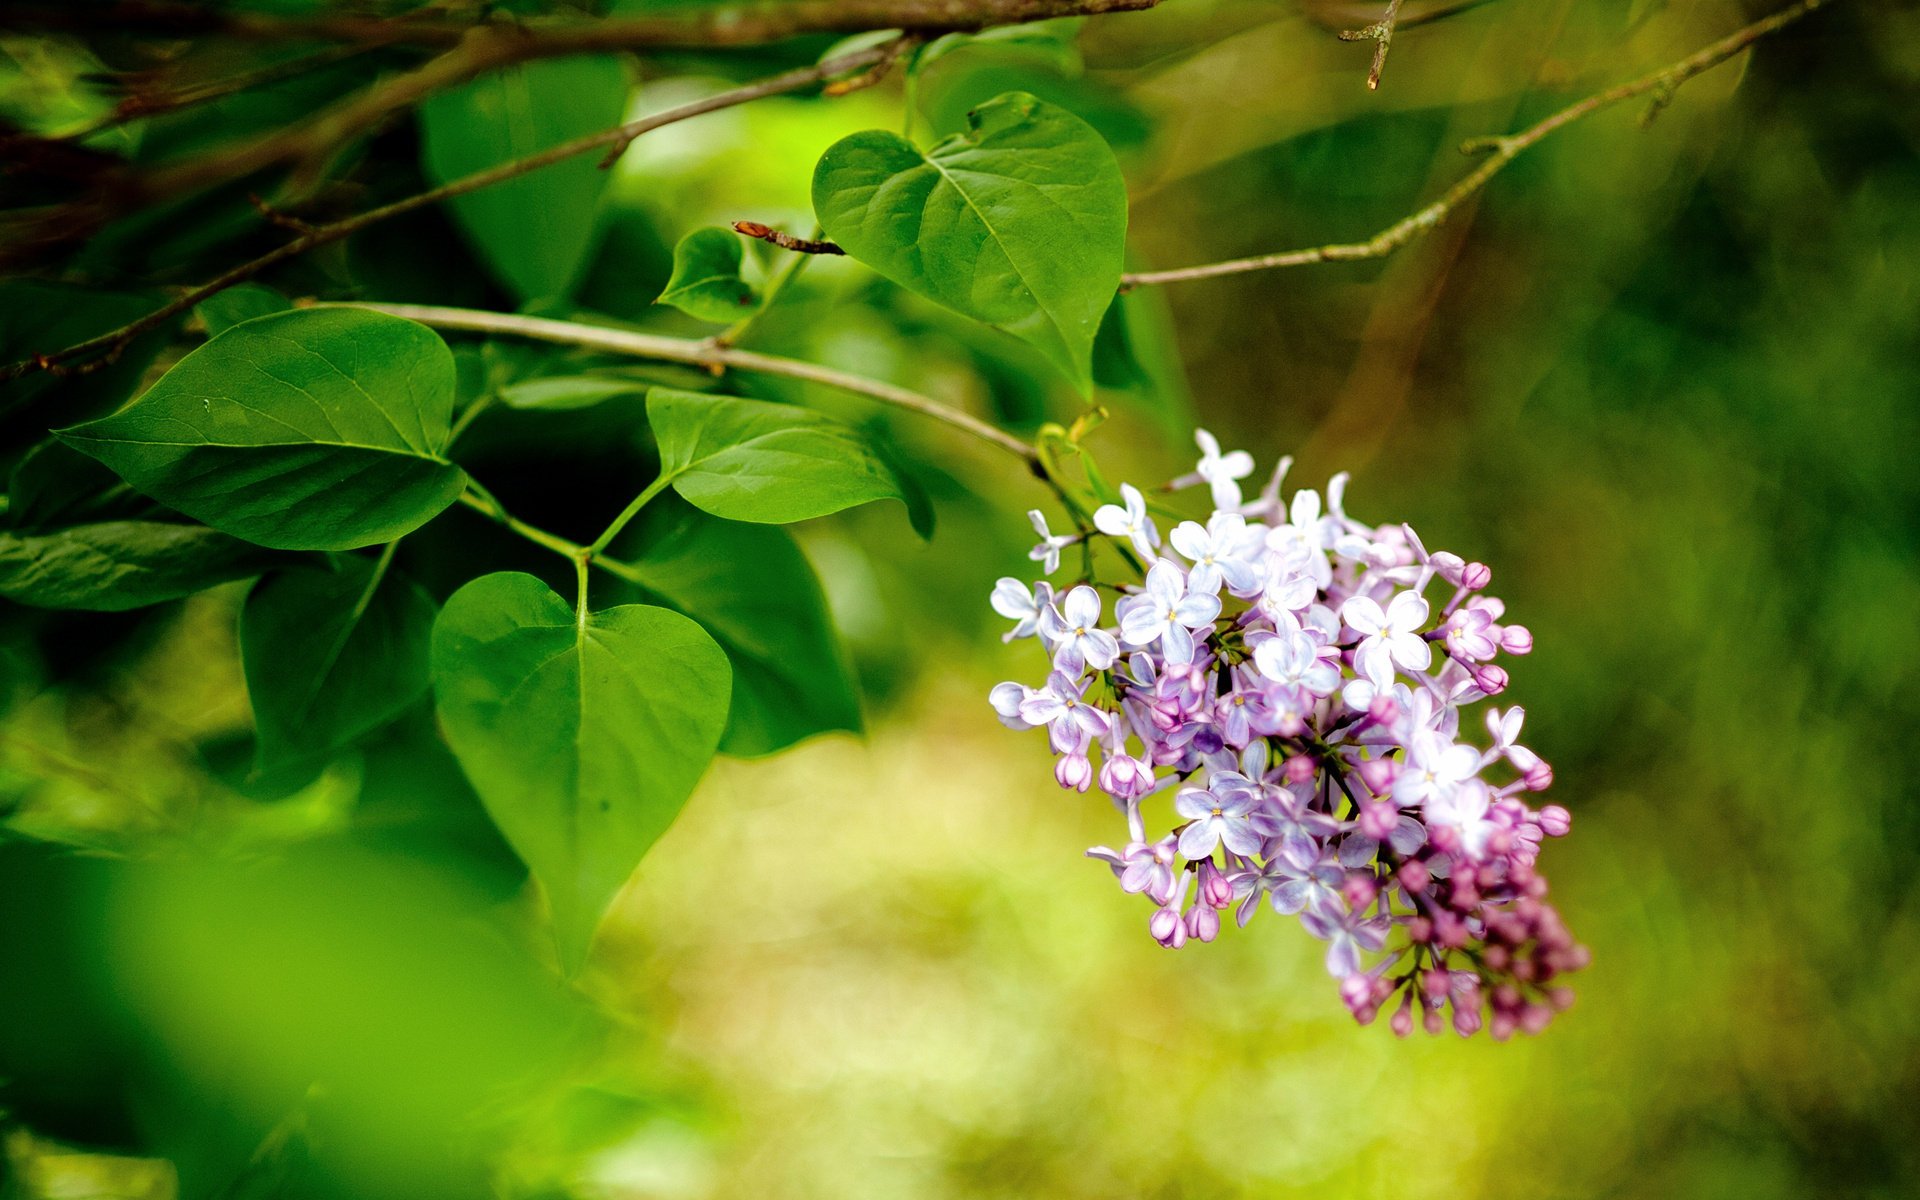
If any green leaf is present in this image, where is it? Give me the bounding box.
[241,551,438,771]
[418,56,630,303]
[1092,285,1194,437]
[617,497,861,757]
[431,571,730,969]
[498,375,647,411]
[195,283,290,337]
[657,227,761,323]
[811,91,1126,392]
[56,308,469,552]
[647,387,930,536]
[5,441,138,531]
[0,520,283,611]
[913,19,1085,79]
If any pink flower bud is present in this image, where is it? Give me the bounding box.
[1185,903,1219,943]
[1471,663,1509,695]
[1390,992,1414,1038]
[1149,905,1182,946]
[1342,872,1377,911]
[1368,693,1400,725]
[1461,562,1492,591]
[1500,624,1532,654]
[1430,551,1465,583]
[1397,859,1431,893]
[1199,860,1234,910]
[1283,753,1317,785]
[1359,800,1397,841]
[1357,757,1398,795]
[1537,804,1572,837]
[1056,753,1093,792]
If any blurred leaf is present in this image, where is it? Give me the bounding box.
[194,283,291,337]
[241,551,437,771]
[1092,285,1193,437]
[498,375,647,411]
[419,56,630,303]
[0,281,177,438]
[57,309,468,552]
[5,440,141,531]
[430,571,730,970]
[657,226,761,323]
[913,18,1085,79]
[0,520,281,611]
[812,92,1126,392]
[648,387,931,535]
[619,497,861,757]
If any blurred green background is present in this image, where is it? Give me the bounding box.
[3,1,1917,1197]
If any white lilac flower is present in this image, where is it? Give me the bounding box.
[1174,785,1264,859]
[1169,512,1263,595]
[990,577,1054,642]
[1027,509,1075,575]
[1342,590,1433,678]
[1193,428,1256,510]
[1117,559,1220,665]
[1251,628,1340,697]
[1266,488,1334,588]
[1092,482,1160,560]
[1038,585,1120,674]
[989,449,1587,1040]
[1019,670,1113,754]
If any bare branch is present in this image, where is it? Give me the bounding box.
[733,222,846,256]
[342,302,1042,467]
[1121,0,1836,290]
[1338,0,1406,91]
[0,0,1163,52]
[0,43,905,386]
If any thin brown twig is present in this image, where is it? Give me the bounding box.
[0,0,1163,51]
[733,221,846,256]
[340,301,1042,467]
[1338,0,1407,91]
[0,43,903,386]
[1121,0,1835,289]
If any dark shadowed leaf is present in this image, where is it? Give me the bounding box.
[431,571,730,970]
[419,56,630,303]
[0,520,283,611]
[242,551,438,770]
[56,308,468,551]
[812,91,1126,392]
[194,283,290,337]
[617,497,861,757]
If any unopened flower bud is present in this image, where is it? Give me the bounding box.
[1500,624,1532,654]
[1537,804,1572,837]
[1461,562,1492,591]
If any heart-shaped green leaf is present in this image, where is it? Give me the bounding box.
[647,388,931,536]
[419,56,629,302]
[811,91,1126,392]
[242,552,438,771]
[431,571,730,970]
[57,308,468,552]
[657,227,761,323]
[615,497,861,757]
[0,520,284,612]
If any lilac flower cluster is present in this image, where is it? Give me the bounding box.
[990,434,1587,1039]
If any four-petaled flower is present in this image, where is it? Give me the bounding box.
[1094,483,1161,560]
[990,577,1054,642]
[1170,512,1263,595]
[1028,509,1075,575]
[1343,590,1433,677]
[1039,585,1120,674]
[1018,670,1113,754]
[1118,560,1221,665]
[1300,901,1391,978]
[1174,785,1264,859]
[1251,628,1341,697]
[1194,428,1256,510]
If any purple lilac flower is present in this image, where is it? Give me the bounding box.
[988,444,1588,1039]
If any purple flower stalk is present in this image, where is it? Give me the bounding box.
[989,430,1589,1039]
